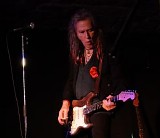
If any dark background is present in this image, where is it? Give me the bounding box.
[2,0,160,138]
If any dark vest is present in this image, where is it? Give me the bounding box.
[75,51,98,100]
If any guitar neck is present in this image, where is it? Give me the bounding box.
[83,101,102,115]
[83,95,118,115]
[82,90,136,115]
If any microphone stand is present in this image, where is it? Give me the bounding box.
[21,32,28,138]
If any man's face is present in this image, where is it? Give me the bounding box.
[75,19,95,50]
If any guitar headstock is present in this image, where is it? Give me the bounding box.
[118,90,136,102]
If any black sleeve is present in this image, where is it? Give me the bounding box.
[62,55,75,101]
[107,53,128,95]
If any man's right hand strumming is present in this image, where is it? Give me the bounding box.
[58,100,70,125]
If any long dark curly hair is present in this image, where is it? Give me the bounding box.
[68,9,104,64]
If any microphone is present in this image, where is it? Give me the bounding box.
[13,22,35,32]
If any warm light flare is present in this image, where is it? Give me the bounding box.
[22,57,26,67]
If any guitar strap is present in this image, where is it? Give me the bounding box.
[94,56,103,95]
[133,92,145,138]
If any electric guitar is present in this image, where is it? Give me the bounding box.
[69,90,136,135]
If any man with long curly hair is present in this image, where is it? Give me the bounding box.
[58,8,139,138]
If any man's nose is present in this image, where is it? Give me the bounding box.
[85,31,90,38]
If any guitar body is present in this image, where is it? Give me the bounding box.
[69,90,136,136]
[70,92,97,135]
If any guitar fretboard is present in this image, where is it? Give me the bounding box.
[82,90,136,115]
[83,95,118,115]
[83,101,102,115]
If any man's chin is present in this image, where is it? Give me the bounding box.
[85,45,93,50]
